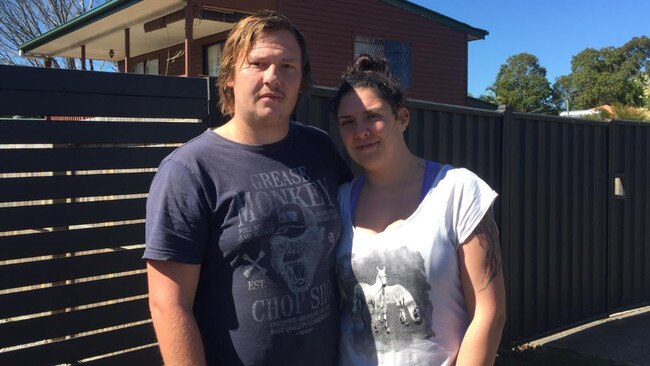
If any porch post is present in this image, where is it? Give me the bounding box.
[124,28,131,73]
[44,58,52,120]
[184,0,195,76]
[81,45,86,70]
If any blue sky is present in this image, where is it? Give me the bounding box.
[412,0,650,97]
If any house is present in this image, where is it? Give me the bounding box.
[559,105,613,119]
[559,108,601,118]
[18,0,487,105]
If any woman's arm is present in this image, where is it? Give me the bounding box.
[147,260,207,366]
[456,208,506,366]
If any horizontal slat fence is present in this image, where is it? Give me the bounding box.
[0,120,205,365]
[1,65,649,364]
[0,65,211,365]
[0,65,209,118]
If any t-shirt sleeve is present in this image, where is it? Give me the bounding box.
[449,168,498,246]
[337,153,354,185]
[304,122,353,184]
[325,134,353,185]
[337,181,353,216]
[143,159,210,264]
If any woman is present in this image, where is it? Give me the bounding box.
[332,55,506,366]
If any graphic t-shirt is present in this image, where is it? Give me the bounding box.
[336,163,497,366]
[144,122,352,366]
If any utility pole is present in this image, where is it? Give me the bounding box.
[565,97,570,116]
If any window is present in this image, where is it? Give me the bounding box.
[354,36,412,90]
[354,36,384,58]
[205,42,224,76]
[133,58,159,75]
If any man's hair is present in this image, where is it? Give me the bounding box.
[217,10,312,117]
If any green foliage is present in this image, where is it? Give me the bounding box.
[553,36,650,110]
[490,53,556,114]
[578,104,650,122]
[642,73,650,108]
[610,104,649,121]
[551,75,577,113]
[592,109,612,121]
[479,92,497,104]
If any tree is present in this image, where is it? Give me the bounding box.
[552,75,578,113]
[478,91,497,105]
[490,53,555,114]
[0,0,109,69]
[554,36,650,110]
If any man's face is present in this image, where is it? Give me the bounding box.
[228,30,303,128]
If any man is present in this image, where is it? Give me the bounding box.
[144,10,351,366]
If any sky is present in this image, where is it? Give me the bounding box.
[411,0,650,97]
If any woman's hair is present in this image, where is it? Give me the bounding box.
[329,54,406,116]
[217,10,312,117]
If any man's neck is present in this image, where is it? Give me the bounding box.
[214,117,290,145]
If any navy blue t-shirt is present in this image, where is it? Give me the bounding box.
[144,122,352,365]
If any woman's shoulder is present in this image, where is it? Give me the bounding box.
[437,164,486,186]
[427,164,496,203]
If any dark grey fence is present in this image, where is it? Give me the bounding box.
[609,120,650,312]
[503,112,610,340]
[0,65,209,365]
[1,65,649,364]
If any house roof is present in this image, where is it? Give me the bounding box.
[466,96,499,110]
[19,0,488,61]
[18,0,235,61]
[381,0,488,41]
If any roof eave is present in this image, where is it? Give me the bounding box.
[19,0,143,55]
[380,0,488,40]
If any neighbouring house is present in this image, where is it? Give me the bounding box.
[466,96,499,110]
[18,0,488,105]
[559,109,602,118]
[559,105,614,119]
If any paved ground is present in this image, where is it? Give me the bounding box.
[530,306,650,365]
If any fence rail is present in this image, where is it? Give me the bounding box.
[1,65,648,364]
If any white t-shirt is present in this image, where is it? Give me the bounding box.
[336,163,498,366]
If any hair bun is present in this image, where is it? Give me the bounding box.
[331,54,406,115]
[347,54,389,76]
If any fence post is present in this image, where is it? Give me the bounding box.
[497,104,513,346]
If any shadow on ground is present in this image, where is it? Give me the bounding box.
[544,309,650,366]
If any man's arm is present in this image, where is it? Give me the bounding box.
[147,260,206,366]
[456,208,506,366]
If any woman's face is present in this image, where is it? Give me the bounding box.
[337,87,408,170]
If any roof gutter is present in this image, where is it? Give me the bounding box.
[18,0,143,56]
[381,0,488,40]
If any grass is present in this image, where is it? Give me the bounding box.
[495,345,627,366]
